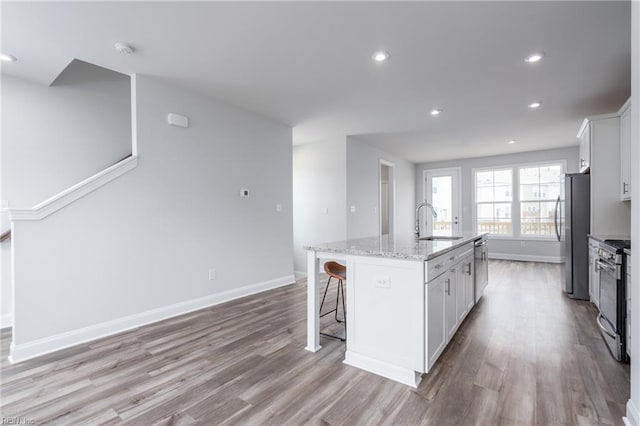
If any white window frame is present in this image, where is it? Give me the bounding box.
[472,160,567,241]
[473,166,515,237]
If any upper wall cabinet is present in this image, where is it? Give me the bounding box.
[619,99,632,201]
[577,120,591,173]
[580,111,631,236]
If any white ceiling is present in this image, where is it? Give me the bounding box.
[1,1,631,163]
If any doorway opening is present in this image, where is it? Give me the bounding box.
[424,167,462,236]
[379,160,395,237]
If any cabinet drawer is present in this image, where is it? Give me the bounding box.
[425,243,474,282]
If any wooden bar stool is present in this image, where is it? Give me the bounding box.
[320,261,346,342]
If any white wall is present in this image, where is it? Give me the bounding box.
[292,139,347,277]
[415,147,579,262]
[346,137,416,239]
[9,75,294,358]
[626,2,639,425]
[1,65,132,329]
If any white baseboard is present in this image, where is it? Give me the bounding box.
[9,274,295,363]
[489,252,564,264]
[294,270,307,280]
[624,399,640,426]
[344,350,422,388]
[1,313,13,329]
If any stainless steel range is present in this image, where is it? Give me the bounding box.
[596,239,631,362]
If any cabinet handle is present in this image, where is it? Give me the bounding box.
[449,256,456,261]
[445,278,451,295]
[467,262,472,275]
[434,264,443,270]
[623,182,629,194]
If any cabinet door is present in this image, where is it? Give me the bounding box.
[445,271,458,340]
[455,266,466,322]
[465,256,475,312]
[620,105,631,201]
[626,254,631,357]
[579,122,591,172]
[426,276,446,369]
[593,260,600,308]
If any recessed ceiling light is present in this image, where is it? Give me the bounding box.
[430,109,442,116]
[524,53,544,63]
[528,101,542,109]
[1,53,17,62]
[508,140,516,144]
[114,42,135,54]
[372,51,389,62]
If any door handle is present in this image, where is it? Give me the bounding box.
[554,196,561,242]
[597,314,617,339]
[596,260,615,272]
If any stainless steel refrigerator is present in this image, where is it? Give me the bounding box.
[555,173,590,300]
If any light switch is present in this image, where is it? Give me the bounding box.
[375,275,390,288]
[276,204,282,212]
[323,207,329,215]
[240,189,250,198]
[350,205,356,213]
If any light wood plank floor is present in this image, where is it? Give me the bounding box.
[0,260,630,425]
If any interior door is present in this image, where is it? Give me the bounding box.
[424,168,462,236]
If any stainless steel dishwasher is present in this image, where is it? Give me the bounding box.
[474,237,489,303]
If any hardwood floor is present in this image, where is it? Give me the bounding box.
[0,260,630,425]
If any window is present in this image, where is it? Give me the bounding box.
[475,168,513,235]
[519,164,562,236]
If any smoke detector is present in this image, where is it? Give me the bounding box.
[114,42,135,54]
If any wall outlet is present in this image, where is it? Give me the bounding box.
[375,275,390,288]
[275,203,282,212]
[240,189,250,198]
[208,269,216,280]
[350,205,356,213]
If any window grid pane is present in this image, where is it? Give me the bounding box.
[518,164,562,236]
[475,168,513,236]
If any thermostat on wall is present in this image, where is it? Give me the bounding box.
[240,189,250,198]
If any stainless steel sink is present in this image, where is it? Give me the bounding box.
[417,236,463,241]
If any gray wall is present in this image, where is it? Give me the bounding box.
[415,146,579,261]
[10,75,294,346]
[292,138,347,275]
[347,137,416,239]
[1,66,131,328]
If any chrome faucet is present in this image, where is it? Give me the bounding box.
[415,200,438,238]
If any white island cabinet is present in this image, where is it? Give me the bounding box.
[305,233,486,388]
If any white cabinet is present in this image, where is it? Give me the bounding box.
[444,271,458,340]
[427,274,446,368]
[627,253,631,357]
[578,120,591,173]
[588,237,600,308]
[620,100,632,201]
[582,112,631,237]
[425,244,476,371]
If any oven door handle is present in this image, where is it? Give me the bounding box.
[596,260,615,272]
[597,313,617,339]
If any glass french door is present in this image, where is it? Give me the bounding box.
[424,168,462,236]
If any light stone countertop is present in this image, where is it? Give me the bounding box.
[305,232,488,261]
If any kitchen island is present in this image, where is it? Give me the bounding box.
[305,232,488,387]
